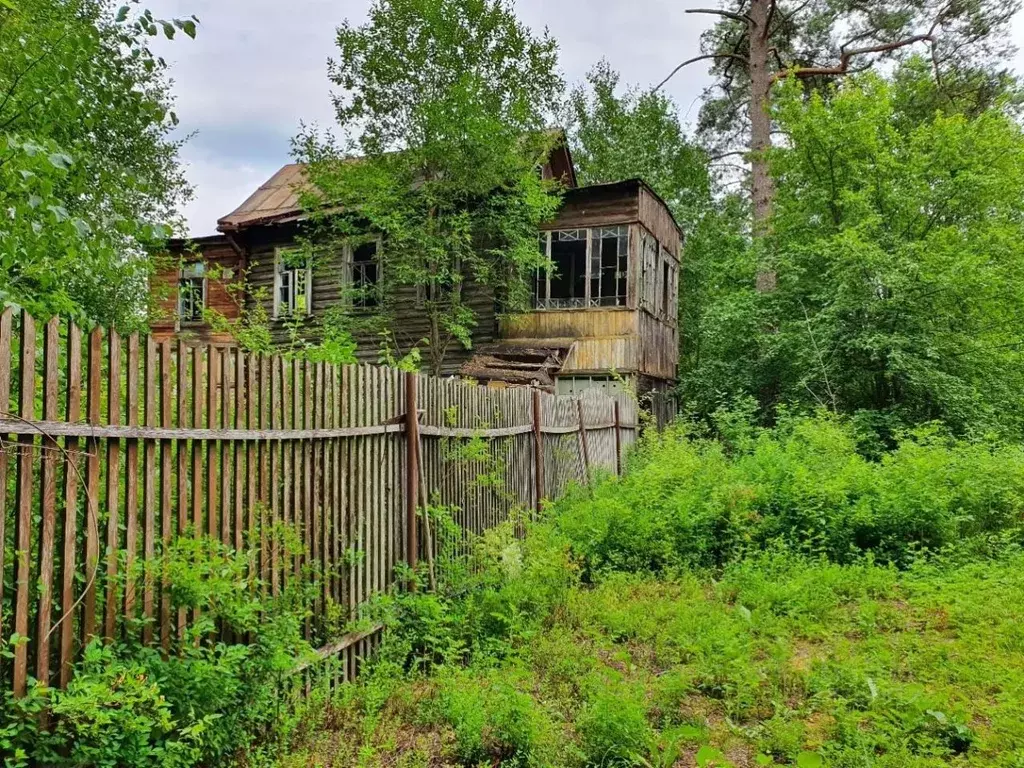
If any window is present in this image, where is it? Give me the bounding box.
[348,239,380,309]
[592,226,629,307]
[640,231,659,312]
[177,262,205,323]
[535,227,629,309]
[274,248,312,317]
[661,259,671,318]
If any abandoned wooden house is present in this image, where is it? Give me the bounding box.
[151,143,681,399]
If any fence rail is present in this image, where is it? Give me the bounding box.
[0,308,637,696]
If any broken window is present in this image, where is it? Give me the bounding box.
[535,227,629,309]
[547,229,587,307]
[177,262,206,323]
[640,230,659,312]
[275,247,312,317]
[592,226,628,307]
[349,239,380,309]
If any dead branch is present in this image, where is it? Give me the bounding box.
[655,53,749,92]
[686,7,754,25]
[772,34,935,82]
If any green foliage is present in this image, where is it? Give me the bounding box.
[431,665,561,766]
[683,69,1024,440]
[575,681,653,766]
[0,532,320,767]
[695,0,1020,157]
[555,411,1024,573]
[283,412,1024,767]
[0,0,194,328]
[566,59,710,230]
[295,0,565,374]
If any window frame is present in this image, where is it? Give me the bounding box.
[534,226,630,310]
[177,262,206,324]
[343,236,383,310]
[273,246,313,319]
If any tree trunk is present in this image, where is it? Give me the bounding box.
[748,0,776,292]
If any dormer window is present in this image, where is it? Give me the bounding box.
[178,262,206,323]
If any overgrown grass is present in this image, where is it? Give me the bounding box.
[282,413,1024,767]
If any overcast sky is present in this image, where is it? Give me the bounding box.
[148,1,1024,236]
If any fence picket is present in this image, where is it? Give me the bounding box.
[103,330,121,642]
[12,311,37,696]
[0,308,11,665]
[59,322,82,687]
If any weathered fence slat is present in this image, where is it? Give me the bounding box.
[59,322,82,687]
[13,311,37,696]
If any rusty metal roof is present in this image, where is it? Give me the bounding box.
[217,163,309,231]
[215,135,578,233]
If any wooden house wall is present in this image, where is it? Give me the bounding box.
[241,226,497,375]
[638,186,682,260]
[541,185,639,231]
[150,242,243,346]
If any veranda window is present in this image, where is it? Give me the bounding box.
[535,226,629,309]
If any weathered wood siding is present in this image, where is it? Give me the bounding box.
[151,240,243,346]
[638,186,682,260]
[639,310,678,380]
[242,226,497,374]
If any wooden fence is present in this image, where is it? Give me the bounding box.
[0,309,637,697]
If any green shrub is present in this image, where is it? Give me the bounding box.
[575,681,653,766]
[432,665,560,766]
[552,412,1024,573]
[0,532,317,768]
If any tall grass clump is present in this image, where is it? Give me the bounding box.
[552,411,1024,575]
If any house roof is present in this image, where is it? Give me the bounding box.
[216,135,578,233]
[217,163,310,231]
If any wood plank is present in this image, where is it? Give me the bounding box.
[191,345,204,536]
[0,308,11,665]
[303,360,312,640]
[312,361,323,623]
[159,341,172,652]
[176,341,189,639]
[123,334,140,630]
[281,356,291,588]
[103,329,121,642]
[59,322,82,687]
[35,317,60,687]
[12,311,36,696]
[237,349,247,553]
[142,338,157,645]
[81,329,102,646]
[207,346,219,539]
[221,348,232,547]
[0,419,409,441]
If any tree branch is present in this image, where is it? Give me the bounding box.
[686,7,754,25]
[772,34,934,82]
[764,0,778,40]
[656,53,749,91]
